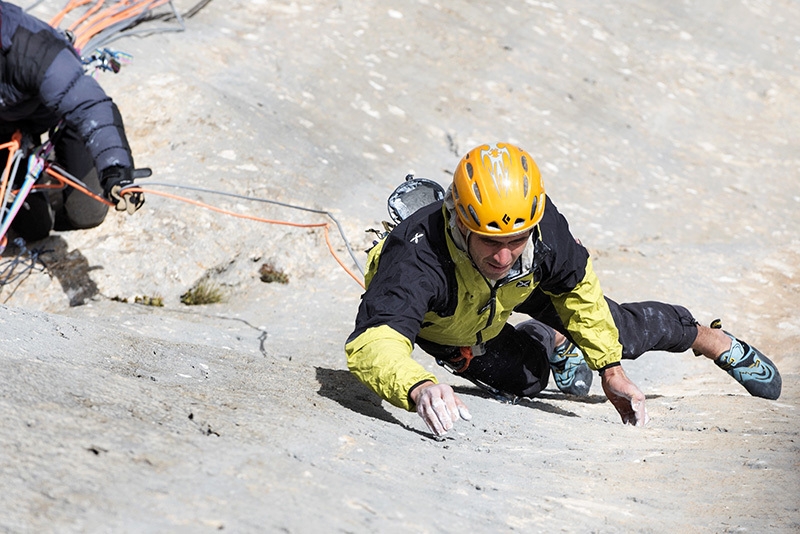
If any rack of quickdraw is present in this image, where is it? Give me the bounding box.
[0,122,116,267]
[0,130,55,284]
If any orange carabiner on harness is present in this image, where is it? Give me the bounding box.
[449,345,476,373]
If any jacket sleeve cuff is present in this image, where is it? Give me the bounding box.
[598,361,622,376]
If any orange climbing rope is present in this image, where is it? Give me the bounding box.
[49,0,95,29]
[48,0,184,54]
[125,186,366,289]
[0,133,22,217]
[40,166,116,207]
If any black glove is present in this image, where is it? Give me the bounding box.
[101,165,144,214]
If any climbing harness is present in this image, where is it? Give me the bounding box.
[436,357,520,405]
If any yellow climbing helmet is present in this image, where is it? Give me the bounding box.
[452,142,545,236]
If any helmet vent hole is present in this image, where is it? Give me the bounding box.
[487,221,501,231]
[530,196,539,220]
[467,205,481,227]
[521,155,528,172]
[472,183,482,204]
[523,175,529,197]
[466,162,474,179]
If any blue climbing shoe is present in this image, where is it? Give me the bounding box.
[549,340,593,396]
[715,331,782,400]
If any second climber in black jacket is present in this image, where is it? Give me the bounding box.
[0,0,144,243]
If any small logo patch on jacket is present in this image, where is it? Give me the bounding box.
[410,232,424,244]
[516,280,531,288]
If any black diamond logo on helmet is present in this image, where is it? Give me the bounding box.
[502,214,510,224]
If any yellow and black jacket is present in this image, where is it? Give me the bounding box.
[345,195,622,411]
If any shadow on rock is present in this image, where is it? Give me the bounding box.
[536,390,610,404]
[0,233,53,301]
[455,386,663,418]
[315,367,405,426]
[44,235,102,306]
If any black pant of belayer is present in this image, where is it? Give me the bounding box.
[418,289,699,399]
[2,126,109,243]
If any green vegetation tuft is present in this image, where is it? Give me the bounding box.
[134,295,164,307]
[181,280,224,305]
[259,263,289,284]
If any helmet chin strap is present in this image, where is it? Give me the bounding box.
[451,211,472,253]
[445,187,471,253]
